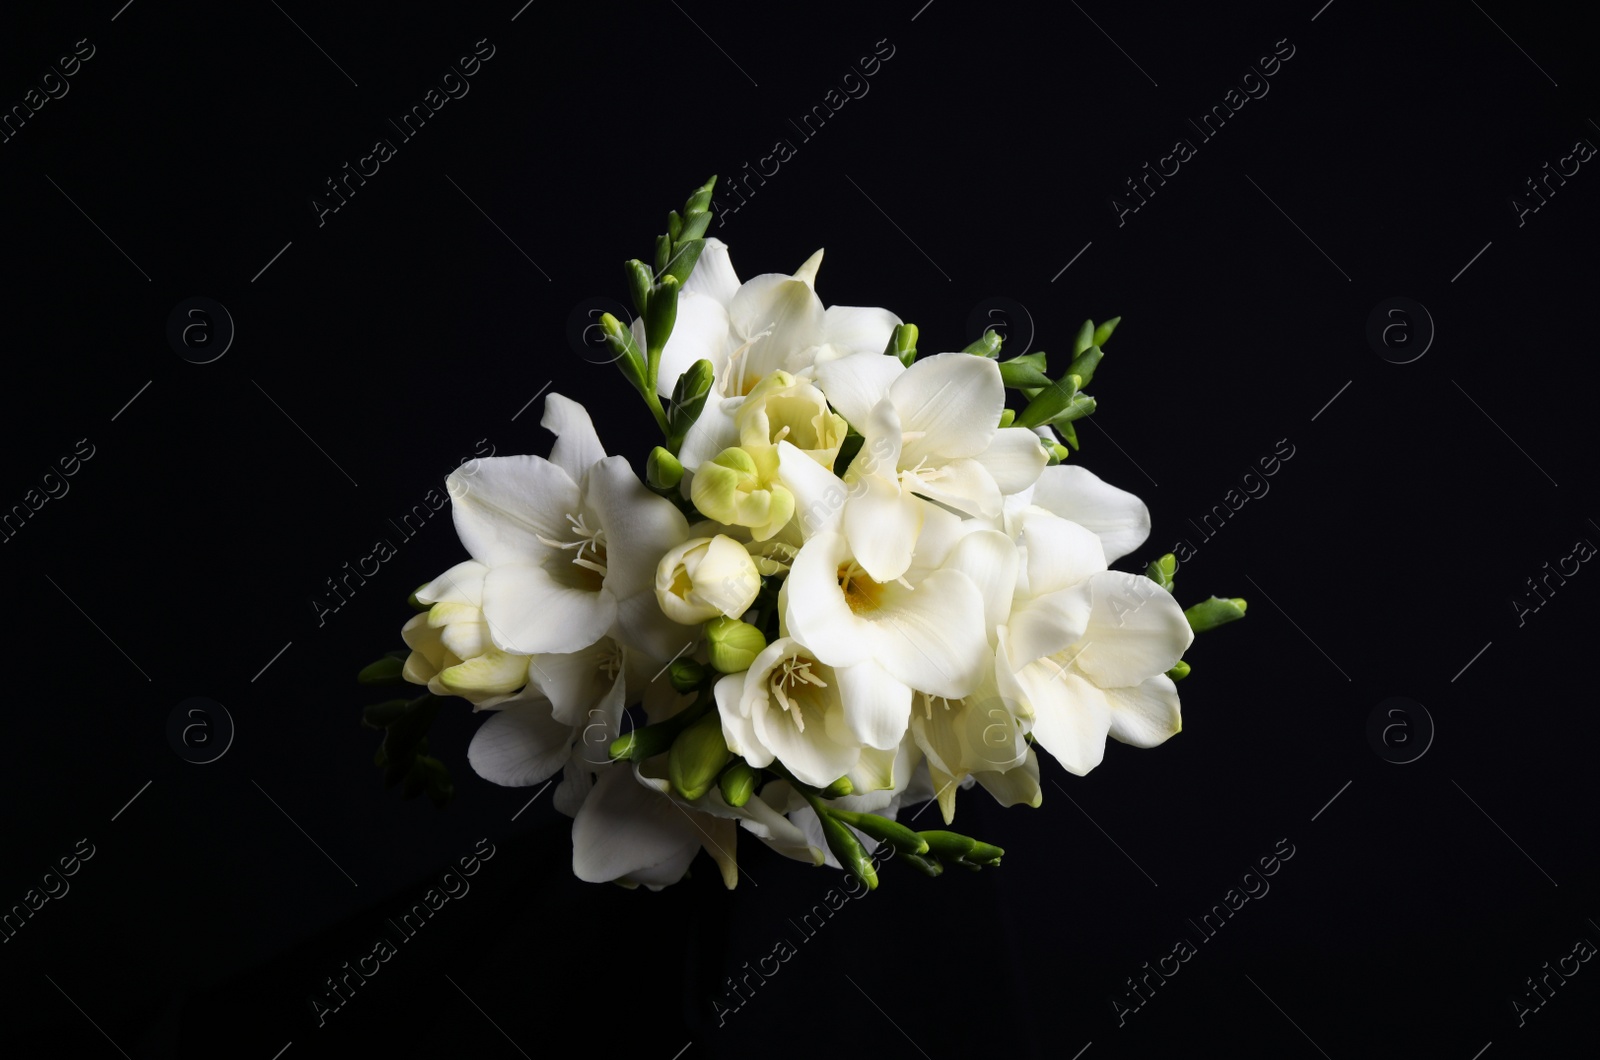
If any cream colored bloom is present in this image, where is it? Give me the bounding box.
[655,535,762,625]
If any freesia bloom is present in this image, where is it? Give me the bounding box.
[655,535,762,625]
[444,395,690,658]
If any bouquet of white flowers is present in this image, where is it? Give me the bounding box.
[357,177,1246,890]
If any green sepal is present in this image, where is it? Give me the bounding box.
[1184,596,1248,632]
[1093,316,1121,347]
[684,175,717,215]
[1065,344,1103,388]
[358,654,406,685]
[661,238,704,285]
[1014,374,1081,429]
[598,313,648,395]
[678,210,712,242]
[666,358,714,451]
[998,359,1052,389]
[647,446,685,490]
[625,259,653,316]
[1145,553,1177,591]
[963,328,1003,359]
[1072,319,1095,356]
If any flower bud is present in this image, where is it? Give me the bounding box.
[1184,596,1247,632]
[647,446,684,490]
[689,446,796,541]
[719,760,758,807]
[656,535,762,625]
[668,658,707,693]
[817,812,878,891]
[705,616,767,673]
[669,713,732,802]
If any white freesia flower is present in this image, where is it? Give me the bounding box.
[809,351,1048,581]
[655,535,762,625]
[715,637,868,789]
[444,394,690,658]
[1004,463,1152,563]
[1002,569,1193,775]
[401,559,532,704]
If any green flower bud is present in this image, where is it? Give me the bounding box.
[1145,553,1177,591]
[1167,660,1191,681]
[719,760,758,808]
[358,655,405,685]
[963,328,1003,359]
[831,810,929,855]
[669,713,731,802]
[689,446,796,540]
[1066,344,1103,388]
[625,259,652,316]
[647,446,684,490]
[901,852,944,877]
[668,658,706,693]
[705,616,767,673]
[1014,374,1081,429]
[998,409,1015,428]
[886,322,919,367]
[817,811,878,891]
[1072,319,1095,356]
[1092,316,1121,348]
[1184,596,1248,633]
[820,775,854,798]
[918,830,977,861]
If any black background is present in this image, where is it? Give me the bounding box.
[2,1,1596,1057]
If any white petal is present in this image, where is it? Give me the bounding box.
[975,427,1049,495]
[728,274,827,384]
[438,650,531,699]
[541,393,607,485]
[843,475,923,583]
[1030,465,1151,563]
[869,569,990,698]
[584,456,690,595]
[901,458,1000,519]
[1005,581,1093,666]
[752,694,859,790]
[1076,571,1193,688]
[1020,511,1108,597]
[448,456,578,568]
[1104,673,1183,748]
[1024,668,1110,776]
[715,672,764,764]
[684,236,741,307]
[778,440,849,539]
[481,563,614,654]
[782,534,870,668]
[571,766,701,884]
[834,660,913,751]
[652,290,732,400]
[813,352,904,431]
[466,699,573,786]
[945,528,1018,634]
[415,559,488,605]
[820,305,903,361]
[677,396,740,472]
[529,641,615,727]
[974,746,1043,808]
[889,353,1003,464]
